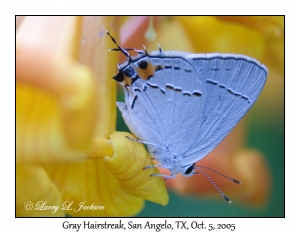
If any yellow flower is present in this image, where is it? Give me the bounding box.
[16,16,168,217]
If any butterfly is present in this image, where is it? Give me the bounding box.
[107,31,267,202]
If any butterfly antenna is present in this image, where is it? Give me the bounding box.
[198,166,242,184]
[143,45,148,55]
[109,48,144,55]
[195,167,232,203]
[157,44,162,52]
[106,31,132,62]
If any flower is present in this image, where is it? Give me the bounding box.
[16,16,168,217]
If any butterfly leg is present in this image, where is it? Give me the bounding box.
[150,172,176,181]
[143,164,172,170]
[143,164,176,180]
[143,164,160,170]
[125,136,158,146]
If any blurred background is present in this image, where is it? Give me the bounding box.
[116,16,284,217]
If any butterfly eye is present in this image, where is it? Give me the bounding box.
[124,66,135,78]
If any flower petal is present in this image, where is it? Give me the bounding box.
[44,160,145,216]
[234,150,271,205]
[177,16,265,59]
[105,131,169,206]
[16,16,97,163]
[79,16,117,138]
[16,165,64,217]
[215,16,284,77]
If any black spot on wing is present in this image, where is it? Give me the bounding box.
[183,92,191,96]
[207,79,218,85]
[131,95,138,109]
[166,84,174,90]
[147,82,159,89]
[138,60,148,69]
[207,78,251,104]
[241,96,250,103]
[227,89,234,95]
[193,91,202,97]
[155,66,163,71]
[133,88,141,92]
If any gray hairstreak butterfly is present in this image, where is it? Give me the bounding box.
[107,31,267,202]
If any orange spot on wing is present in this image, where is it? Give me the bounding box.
[136,62,155,80]
[136,63,163,81]
[123,75,132,86]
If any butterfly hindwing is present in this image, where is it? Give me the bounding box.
[179,54,268,165]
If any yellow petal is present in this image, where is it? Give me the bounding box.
[16,16,168,217]
[79,16,117,138]
[215,16,284,77]
[43,160,144,216]
[16,165,64,217]
[16,16,97,163]
[105,131,169,205]
[177,16,265,60]
[43,131,168,217]
[177,16,283,78]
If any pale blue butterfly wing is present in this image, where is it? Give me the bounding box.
[117,53,208,159]
[180,53,268,165]
[114,48,267,174]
